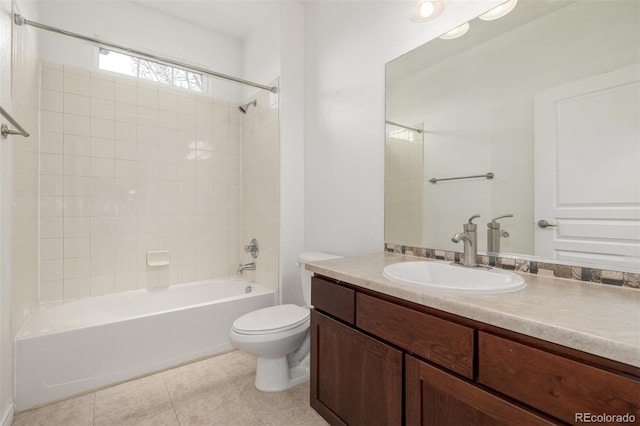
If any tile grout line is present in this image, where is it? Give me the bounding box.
[92,392,96,426]
[222,360,271,425]
[161,374,182,426]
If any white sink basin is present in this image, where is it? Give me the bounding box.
[382,261,526,294]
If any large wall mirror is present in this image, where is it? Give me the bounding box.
[385,0,639,271]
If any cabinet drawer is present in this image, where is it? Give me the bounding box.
[311,277,355,325]
[478,332,640,424]
[356,293,474,378]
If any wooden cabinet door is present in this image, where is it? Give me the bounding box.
[406,355,558,426]
[310,310,402,426]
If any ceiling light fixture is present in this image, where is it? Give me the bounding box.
[439,22,470,40]
[410,0,445,23]
[479,0,518,21]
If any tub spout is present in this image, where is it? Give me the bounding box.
[237,262,256,275]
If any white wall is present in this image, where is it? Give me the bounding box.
[243,3,305,304]
[277,4,305,304]
[303,1,499,256]
[0,2,13,422]
[241,6,280,101]
[34,1,244,102]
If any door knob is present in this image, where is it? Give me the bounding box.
[537,219,557,228]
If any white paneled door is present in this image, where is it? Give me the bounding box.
[534,64,640,270]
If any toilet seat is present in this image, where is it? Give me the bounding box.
[232,304,310,335]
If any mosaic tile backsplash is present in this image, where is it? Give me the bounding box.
[385,244,640,289]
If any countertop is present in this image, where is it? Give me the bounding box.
[306,253,640,368]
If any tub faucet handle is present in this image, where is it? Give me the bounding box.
[244,239,259,258]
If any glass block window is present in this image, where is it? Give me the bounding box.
[98,47,204,92]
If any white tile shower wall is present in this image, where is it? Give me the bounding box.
[39,63,242,301]
[384,136,423,246]
[12,14,40,334]
[241,84,280,295]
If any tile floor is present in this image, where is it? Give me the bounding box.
[13,350,329,426]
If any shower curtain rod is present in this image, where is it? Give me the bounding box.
[385,120,423,134]
[13,14,278,94]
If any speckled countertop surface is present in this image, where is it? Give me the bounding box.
[306,253,640,368]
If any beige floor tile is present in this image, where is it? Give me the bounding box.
[288,381,311,404]
[228,367,327,426]
[167,373,235,405]
[234,375,302,413]
[13,350,327,426]
[173,394,264,426]
[94,375,178,426]
[215,350,257,380]
[12,393,95,426]
[261,405,330,426]
[162,354,232,396]
[96,406,179,426]
[167,369,258,426]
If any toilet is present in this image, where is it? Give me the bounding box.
[229,252,341,392]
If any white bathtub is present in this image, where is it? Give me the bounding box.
[15,277,274,411]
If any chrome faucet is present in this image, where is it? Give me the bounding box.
[244,239,259,258]
[487,214,513,254]
[452,214,480,267]
[237,262,256,275]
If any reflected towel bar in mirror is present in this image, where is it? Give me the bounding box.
[385,120,424,134]
[429,172,494,184]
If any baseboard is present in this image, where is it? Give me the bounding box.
[1,403,14,426]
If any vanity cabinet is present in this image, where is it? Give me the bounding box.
[310,275,640,426]
[310,311,403,426]
[310,277,402,425]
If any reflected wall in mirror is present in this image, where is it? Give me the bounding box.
[385,121,424,247]
[385,0,640,271]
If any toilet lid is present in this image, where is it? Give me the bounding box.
[232,304,310,335]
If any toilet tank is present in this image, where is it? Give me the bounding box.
[298,252,342,306]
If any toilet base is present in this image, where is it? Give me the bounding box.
[255,355,310,392]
